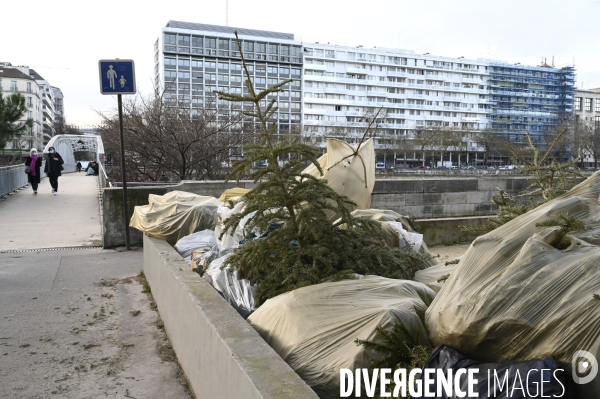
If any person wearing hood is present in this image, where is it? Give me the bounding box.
[44,146,64,195]
[25,148,43,195]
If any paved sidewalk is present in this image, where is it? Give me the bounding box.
[0,173,102,250]
[0,173,192,398]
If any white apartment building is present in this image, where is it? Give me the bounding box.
[0,63,42,150]
[52,86,64,133]
[30,69,56,145]
[302,44,491,165]
[574,88,600,168]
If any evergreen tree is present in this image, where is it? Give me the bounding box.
[460,129,583,235]
[218,33,429,305]
[0,93,34,150]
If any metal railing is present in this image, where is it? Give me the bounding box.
[99,163,112,189]
[0,165,30,197]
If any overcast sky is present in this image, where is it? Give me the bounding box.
[3,0,599,126]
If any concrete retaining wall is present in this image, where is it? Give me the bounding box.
[102,180,257,248]
[143,234,318,399]
[104,177,527,248]
[371,177,529,218]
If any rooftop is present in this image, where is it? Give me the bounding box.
[0,67,34,81]
[165,20,295,41]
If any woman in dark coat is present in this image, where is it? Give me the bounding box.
[44,146,64,195]
[25,148,43,195]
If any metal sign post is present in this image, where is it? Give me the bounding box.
[99,59,136,250]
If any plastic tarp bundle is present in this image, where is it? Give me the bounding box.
[202,254,257,319]
[414,345,571,398]
[218,187,250,202]
[414,263,457,293]
[349,209,436,266]
[129,191,222,245]
[174,230,216,263]
[213,201,256,254]
[302,138,375,213]
[426,172,600,398]
[247,276,436,399]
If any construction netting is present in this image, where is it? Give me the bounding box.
[426,172,600,398]
[129,191,222,245]
[248,276,436,399]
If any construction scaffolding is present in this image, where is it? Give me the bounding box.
[488,61,575,141]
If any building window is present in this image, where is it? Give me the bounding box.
[27,97,32,107]
[585,98,592,112]
[335,105,341,111]
[596,100,600,113]
[27,82,32,92]
[574,97,582,111]
[164,33,176,45]
[11,81,17,91]
[178,35,190,47]
[243,42,254,53]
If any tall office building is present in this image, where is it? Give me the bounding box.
[154,21,303,141]
[155,21,576,166]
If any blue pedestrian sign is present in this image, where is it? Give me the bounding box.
[98,59,136,95]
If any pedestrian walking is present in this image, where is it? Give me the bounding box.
[25,148,42,195]
[76,161,82,172]
[44,146,64,195]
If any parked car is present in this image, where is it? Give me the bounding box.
[436,166,449,170]
[487,166,496,170]
[464,166,476,170]
[375,162,385,169]
[417,165,430,170]
[449,165,458,170]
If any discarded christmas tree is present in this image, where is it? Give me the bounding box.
[218,32,428,305]
[460,129,583,235]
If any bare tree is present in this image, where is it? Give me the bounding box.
[411,127,438,167]
[574,117,600,169]
[97,90,251,182]
[473,126,509,167]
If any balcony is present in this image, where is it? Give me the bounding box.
[305,63,326,71]
[346,67,369,75]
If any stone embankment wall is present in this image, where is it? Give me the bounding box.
[103,177,529,248]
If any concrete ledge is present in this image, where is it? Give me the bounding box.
[416,216,491,245]
[143,235,319,399]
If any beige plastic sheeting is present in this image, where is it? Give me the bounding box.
[426,172,600,398]
[414,263,457,293]
[348,209,437,267]
[302,138,375,212]
[248,276,436,399]
[129,191,222,245]
[218,187,250,202]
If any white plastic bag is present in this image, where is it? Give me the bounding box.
[202,254,257,319]
[174,230,217,262]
